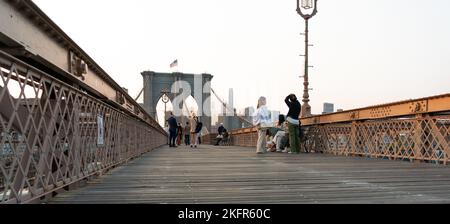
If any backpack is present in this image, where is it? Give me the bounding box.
[195,122,203,133]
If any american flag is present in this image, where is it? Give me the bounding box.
[170,59,178,68]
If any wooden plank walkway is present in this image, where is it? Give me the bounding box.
[50,145,450,204]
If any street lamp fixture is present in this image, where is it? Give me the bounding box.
[297,0,318,18]
[301,0,313,10]
[161,89,170,126]
[296,0,318,118]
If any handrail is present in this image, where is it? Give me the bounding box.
[301,93,450,126]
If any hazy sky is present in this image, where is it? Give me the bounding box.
[32,0,450,119]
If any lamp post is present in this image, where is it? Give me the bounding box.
[297,0,318,118]
[161,89,170,127]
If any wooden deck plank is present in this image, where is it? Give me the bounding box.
[49,145,450,204]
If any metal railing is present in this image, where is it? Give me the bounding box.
[303,113,450,164]
[0,51,167,203]
[230,94,450,165]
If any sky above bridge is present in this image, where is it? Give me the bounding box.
[32,0,450,119]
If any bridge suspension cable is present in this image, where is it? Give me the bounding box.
[135,87,144,101]
[210,88,253,126]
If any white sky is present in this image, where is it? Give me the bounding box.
[32,0,450,120]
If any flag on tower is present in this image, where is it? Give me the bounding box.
[170,59,178,68]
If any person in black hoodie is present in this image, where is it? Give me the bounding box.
[195,119,203,146]
[285,94,301,154]
[167,112,178,147]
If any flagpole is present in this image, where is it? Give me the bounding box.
[170,59,178,73]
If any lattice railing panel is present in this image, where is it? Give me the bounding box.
[0,51,166,203]
[304,115,450,164]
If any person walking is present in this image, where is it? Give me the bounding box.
[167,112,178,148]
[189,113,198,148]
[184,122,191,146]
[176,122,183,146]
[285,94,301,154]
[195,119,203,147]
[253,96,272,154]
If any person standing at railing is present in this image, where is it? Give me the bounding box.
[189,113,199,148]
[176,123,183,146]
[285,94,301,154]
[167,112,178,148]
[195,119,204,146]
[253,96,272,154]
[184,122,191,146]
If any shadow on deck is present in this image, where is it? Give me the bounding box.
[50,145,450,204]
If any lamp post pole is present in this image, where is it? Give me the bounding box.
[161,89,170,127]
[297,0,318,118]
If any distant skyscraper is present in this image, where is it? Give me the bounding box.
[240,106,255,128]
[227,88,234,116]
[270,111,280,123]
[245,107,255,116]
[323,103,334,114]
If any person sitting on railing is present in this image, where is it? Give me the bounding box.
[272,114,289,152]
[214,123,227,146]
[266,129,276,152]
[281,122,290,153]
[253,96,272,154]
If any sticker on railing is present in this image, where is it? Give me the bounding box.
[97,114,104,146]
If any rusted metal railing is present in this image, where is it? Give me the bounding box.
[0,51,167,203]
[230,94,450,165]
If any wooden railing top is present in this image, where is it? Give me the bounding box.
[301,93,450,125]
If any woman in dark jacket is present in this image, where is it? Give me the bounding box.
[285,94,301,154]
